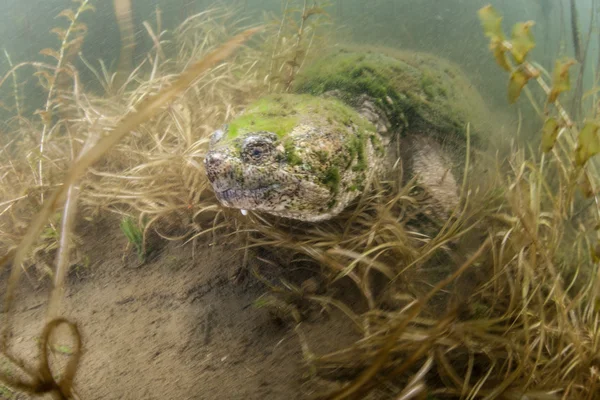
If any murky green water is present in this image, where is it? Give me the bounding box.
[0,0,595,125]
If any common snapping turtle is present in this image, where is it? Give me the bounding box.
[204,48,491,221]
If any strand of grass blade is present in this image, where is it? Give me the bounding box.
[3,50,22,120]
[46,183,79,323]
[0,62,59,91]
[113,0,135,89]
[0,26,263,346]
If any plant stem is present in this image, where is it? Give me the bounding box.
[570,0,582,61]
[3,50,21,122]
[38,0,90,203]
[268,0,290,92]
[46,184,79,324]
[285,0,308,92]
[113,0,135,90]
[569,0,584,119]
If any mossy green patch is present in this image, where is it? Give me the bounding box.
[294,48,487,143]
[314,150,330,163]
[225,94,375,142]
[369,133,385,156]
[420,71,437,99]
[421,69,449,100]
[227,97,299,139]
[322,166,341,195]
[294,50,419,129]
[284,139,302,166]
[347,131,367,171]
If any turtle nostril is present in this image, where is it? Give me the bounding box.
[205,152,223,168]
[205,152,225,182]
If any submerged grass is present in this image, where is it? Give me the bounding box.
[0,2,262,398]
[120,216,145,261]
[241,125,600,398]
[0,1,599,400]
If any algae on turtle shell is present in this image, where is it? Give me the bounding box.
[293,47,493,147]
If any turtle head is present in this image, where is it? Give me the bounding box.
[204,94,375,221]
[205,127,333,221]
[205,126,331,221]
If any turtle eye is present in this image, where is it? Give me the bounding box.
[242,137,275,163]
[251,147,263,158]
[243,142,273,162]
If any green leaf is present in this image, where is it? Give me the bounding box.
[493,44,511,72]
[478,6,512,71]
[120,216,145,261]
[579,173,594,198]
[510,21,535,64]
[591,241,600,262]
[50,27,67,41]
[541,117,559,153]
[81,3,96,13]
[508,69,530,103]
[39,48,60,60]
[548,58,577,103]
[478,5,505,41]
[71,22,88,34]
[576,122,600,166]
[57,9,76,22]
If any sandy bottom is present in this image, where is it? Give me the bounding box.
[1,216,361,400]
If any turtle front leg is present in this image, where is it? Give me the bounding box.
[402,134,460,222]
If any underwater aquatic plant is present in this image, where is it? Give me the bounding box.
[264,0,330,92]
[0,10,261,396]
[35,0,95,202]
[479,5,600,185]
[113,0,135,89]
[120,215,146,262]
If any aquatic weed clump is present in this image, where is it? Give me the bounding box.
[0,0,95,270]
[0,6,268,265]
[0,0,261,396]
